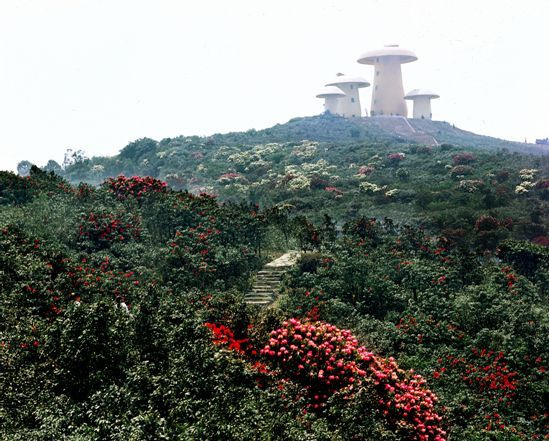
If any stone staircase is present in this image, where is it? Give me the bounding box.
[244,251,300,306]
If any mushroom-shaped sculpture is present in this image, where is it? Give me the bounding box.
[325,73,370,118]
[357,45,418,117]
[404,89,440,120]
[316,86,346,115]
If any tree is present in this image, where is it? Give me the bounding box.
[62,149,88,169]
[17,160,33,176]
[42,160,63,175]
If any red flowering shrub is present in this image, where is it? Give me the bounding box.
[324,186,343,197]
[54,256,143,306]
[204,322,249,354]
[75,182,95,199]
[261,319,446,440]
[474,215,500,232]
[433,348,519,402]
[102,175,167,199]
[388,152,406,163]
[78,211,141,248]
[167,223,221,280]
[452,152,476,165]
[531,235,549,246]
[357,165,375,175]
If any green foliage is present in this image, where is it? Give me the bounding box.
[2,118,548,439]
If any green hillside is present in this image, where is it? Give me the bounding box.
[42,114,549,241]
[2,115,548,440]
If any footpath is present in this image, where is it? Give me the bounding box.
[244,251,300,306]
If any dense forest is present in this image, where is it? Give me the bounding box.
[2,117,548,440]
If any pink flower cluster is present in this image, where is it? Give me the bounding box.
[102,175,167,199]
[325,186,344,196]
[358,165,375,175]
[388,153,406,162]
[218,172,241,181]
[261,319,446,441]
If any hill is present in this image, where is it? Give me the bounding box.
[36,114,547,242]
[202,115,547,155]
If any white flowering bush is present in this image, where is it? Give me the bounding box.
[287,175,311,191]
[458,180,485,193]
[515,181,535,194]
[519,169,538,181]
[359,181,386,194]
[384,188,400,198]
[291,141,318,159]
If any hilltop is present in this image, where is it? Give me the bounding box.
[193,114,546,154]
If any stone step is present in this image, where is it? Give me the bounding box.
[245,298,273,303]
[244,295,273,302]
[245,251,299,306]
[246,291,274,297]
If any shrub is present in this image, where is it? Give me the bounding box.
[297,252,326,274]
[261,319,446,440]
[474,215,500,232]
[102,175,167,199]
[77,210,142,249]
[452,153,476,165]
[450,165,474,178]
[497,239,549,278]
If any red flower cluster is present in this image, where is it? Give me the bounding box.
[261,319,446,441]
[204,323,249,354]
[59,257,141,305]
[102,175,167,199]
[435,349,518,398]
[78,212,142,245]
[501,266,519,291]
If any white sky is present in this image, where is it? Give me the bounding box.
[1,0,548,172]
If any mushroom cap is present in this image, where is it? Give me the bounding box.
[357,45,418,64]
[326,73,370,88]
[316,86,347,98]
[404,89,440,99]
